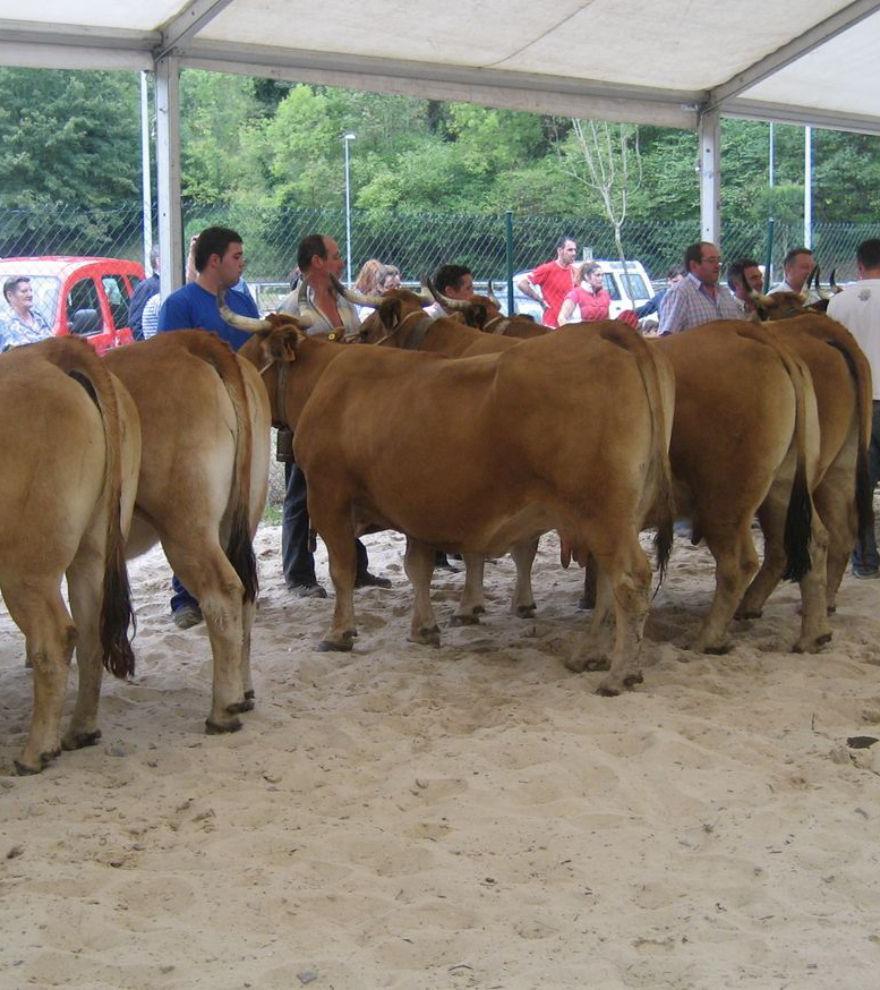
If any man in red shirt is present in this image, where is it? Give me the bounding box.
[516,235,578,328]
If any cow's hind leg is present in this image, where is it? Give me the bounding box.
[593,540,651,695]
[813,460,858,613]
[510,538,539,618]
[3,581,76,774]
[313,506,358,651]
[405,539,441,646]
[452,554,485,625]
[697,524,759,653]
[165,538,250,733]
[793,509,831,653]
[565,565,615,673]
[737,495,791,620]
[64,544,110,751]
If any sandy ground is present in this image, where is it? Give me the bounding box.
[2,523,880,990]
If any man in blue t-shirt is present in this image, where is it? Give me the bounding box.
[157,225,259,348]
[157,225,261,628]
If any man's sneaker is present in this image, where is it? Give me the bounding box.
[289,581,328,599]
[355,572,392,589]
[172,603,203,629]
[852,566,880,580]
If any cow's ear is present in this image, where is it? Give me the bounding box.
[262,328,298,364]
[377,298,402,329]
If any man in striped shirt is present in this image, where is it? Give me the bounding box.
[658,241,746,334]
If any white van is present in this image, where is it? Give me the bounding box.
[492,259,653,321]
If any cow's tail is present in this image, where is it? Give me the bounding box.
[599,322,675,585]
[177,332,259,603]
[41,338,136,679]
[736,323,814,581]
[821,322,875,558]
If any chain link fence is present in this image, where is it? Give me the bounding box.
[2,202,879,293]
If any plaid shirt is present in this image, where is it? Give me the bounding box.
[0,310,51,351]
[658,273,745,334]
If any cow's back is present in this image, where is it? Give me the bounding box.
[0,351,108,574]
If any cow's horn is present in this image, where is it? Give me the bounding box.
[217,292,271,332]
[217,293,315,331]
[332,275,383,308]
[426,276,469,311]
[486,280,501,305]
[747,287,775,308]
[829,268,842,294]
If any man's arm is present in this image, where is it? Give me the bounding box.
[515,269,548,311]
[657,283,684,334]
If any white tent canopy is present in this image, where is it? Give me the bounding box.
[1,0,878,288]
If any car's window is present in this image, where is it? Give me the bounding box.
[0,275,60,328]
[102,274,130,328]
[67,278,104,336]
[619,273,649,300]
[603,274,622,301]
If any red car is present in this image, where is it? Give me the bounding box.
[0,256,146,354]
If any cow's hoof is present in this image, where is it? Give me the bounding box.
[227,698,255,715]
[205,717,243,735]
[827,604,837,616]
[623,672,644,688]
[62,729,102,751]
[318,630,355,652]
[702,642,732,656]
[410,626,441,647]
[516,604,536,618]
[595,684,621,698]
[450,613,480,626]
[793,632,832,654]
[577,595,596,612]
[244,689,256,701]
[14,759,42,776]
[735,608,762,620]
[584,658,610,672]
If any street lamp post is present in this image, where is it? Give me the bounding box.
[343,132,356,285]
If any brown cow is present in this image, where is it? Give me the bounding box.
[652,321,829,653]
[0,338,140,774]
[103,331,271,733]
[352,286,555,623]
[230,299,675,695]
[741,303,873,613]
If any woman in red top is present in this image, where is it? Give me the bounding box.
[558,261,611,324]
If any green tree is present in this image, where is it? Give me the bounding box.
[0,68,141,253]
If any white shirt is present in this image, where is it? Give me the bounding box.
[827,279,880,399]
[768,279,820,304]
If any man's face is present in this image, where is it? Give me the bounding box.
[558,240,577,267]
[690,244,722,286]
[446,273,475,300]
[743,265,764,294]
[731,266,763,304]
[785,252,814,292]
[316,237,344,280]
[216,241,246,289]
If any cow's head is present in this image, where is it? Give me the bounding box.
[332,277,433,344]
[425,276,501,329]
[217,294,312,366]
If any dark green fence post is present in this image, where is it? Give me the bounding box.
[763,218,775,291]
[505,210,514,314]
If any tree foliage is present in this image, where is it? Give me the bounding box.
[2,65,880,257]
